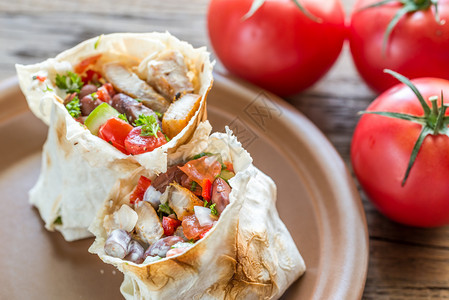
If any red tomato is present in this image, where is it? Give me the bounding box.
[129,176,152,205]
[124,127,167,155]
[349,0,449,93]
[182,215,212,240]
[351,77,449,227]
[207,0,346,96]
[162,217,182,236]
[99,117,133,154]
[178,156,222,188]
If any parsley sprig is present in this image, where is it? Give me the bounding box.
[158,202,174,219]
[134,114,160,138]
[210,204,218,216]
[55,71,84,94]
[118,113,129,123]
[65,96,81,118]
[203,200,219,216]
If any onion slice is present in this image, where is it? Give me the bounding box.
[194,206,216,227]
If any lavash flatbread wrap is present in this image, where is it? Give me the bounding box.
[15,32,213,241]
[89,128,306,299]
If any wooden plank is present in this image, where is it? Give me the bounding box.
[364,239,449,299]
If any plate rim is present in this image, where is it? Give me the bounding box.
[211,72,369,300]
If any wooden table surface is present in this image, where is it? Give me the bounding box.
[2,0,449,299]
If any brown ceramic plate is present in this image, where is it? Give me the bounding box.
[0,73,368,299]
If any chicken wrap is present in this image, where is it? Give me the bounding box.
[16,32,213,241]
[89,128,305,299]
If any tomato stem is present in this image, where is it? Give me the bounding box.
[401,126,433,186]
[430,95,439,116]
[384,70,431,116]
[359,0,441,56]
[242,0,321,23]
[434,94,447,135]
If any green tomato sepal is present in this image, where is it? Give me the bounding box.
[359,69,449,186]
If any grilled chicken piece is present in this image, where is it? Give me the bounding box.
[166,183,203,221]
[103,62,169,113]
[162,93,201,139]
[111,93,160,125]
[135,202,164,245]
[145,50,194,101]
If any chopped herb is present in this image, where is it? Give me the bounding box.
[55,71,84,94]
[43,85,54,92]
[192,152,214,160]
[53,216,62,225]
[164,134,170,142]
[158,202,174,216]
[94,34,103,50]
[65,96,81,118]
[191,181,198,192]
[32,75,37,80]
[118,113,128,123]
[134,114,160,138]
[155,111,162,118]
[91,92,98,100]
[108,141,113,145]
[203,200,209,207]
[210,203,218,216]
[135,98,143,103]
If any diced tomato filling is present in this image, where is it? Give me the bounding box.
[35,75,47,82]
[179,156,222,188]
[124,128,168,155]
[96,85,111,102]
[129,176,152,205]
[102,83,115,97]
[162,216,182,236]
[182,214,212,240]
[99,117,133,154]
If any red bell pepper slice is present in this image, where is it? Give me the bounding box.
[129,176,152,205]
[98,117,133,154]
[202,179,212,201]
